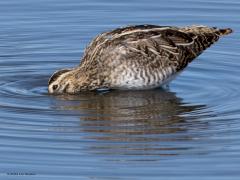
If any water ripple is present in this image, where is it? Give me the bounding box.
[0,0,240,179]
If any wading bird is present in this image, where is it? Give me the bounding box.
[48,24,232,94]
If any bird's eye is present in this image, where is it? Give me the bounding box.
[52,85,58,90]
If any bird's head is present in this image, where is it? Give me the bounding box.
[48,68,74,94]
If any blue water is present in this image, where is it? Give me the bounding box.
[0,0,240,179]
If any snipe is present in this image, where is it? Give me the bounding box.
[48,24,232,94]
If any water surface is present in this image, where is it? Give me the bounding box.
[0,0,240,179]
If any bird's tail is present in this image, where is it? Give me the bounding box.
[217,28,233,36]
[180,25,233,37]
[178,25,233,65]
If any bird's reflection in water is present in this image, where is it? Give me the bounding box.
[55,89,208,158]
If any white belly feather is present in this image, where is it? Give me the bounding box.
[111,66,178,90]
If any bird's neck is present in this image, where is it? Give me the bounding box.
[72,66,103,91]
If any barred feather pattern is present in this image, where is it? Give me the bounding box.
[48,24,232,93]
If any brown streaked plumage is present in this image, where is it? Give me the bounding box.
[48,24,233,94]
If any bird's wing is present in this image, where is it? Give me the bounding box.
[104,26,196,71]
[80,25,196,71]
